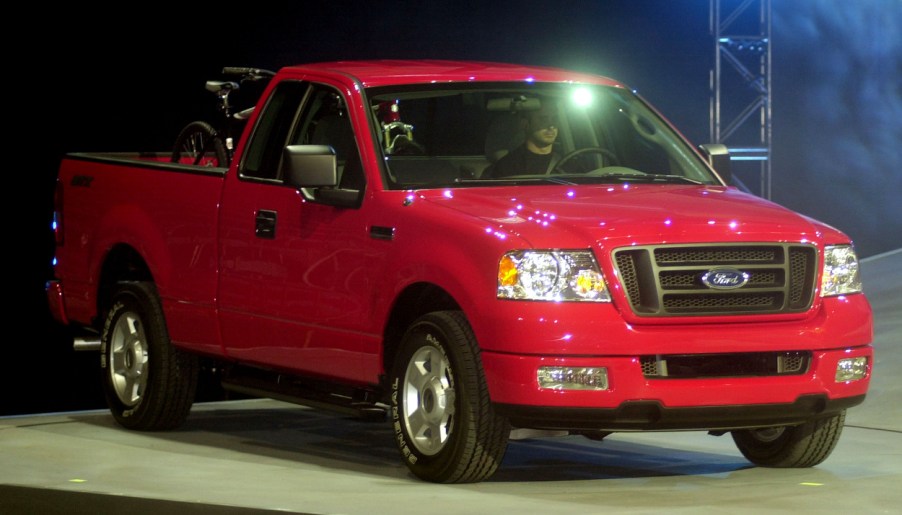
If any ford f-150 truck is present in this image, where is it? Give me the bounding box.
[46,60,873,483]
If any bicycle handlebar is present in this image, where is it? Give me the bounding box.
[221,67,276,81]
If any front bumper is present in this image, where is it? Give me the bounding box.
[495,394,866,431]
[481,343,872,431]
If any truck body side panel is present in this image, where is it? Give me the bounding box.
[216,176,386,383]
[54,155,225,355]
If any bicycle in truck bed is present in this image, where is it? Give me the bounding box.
[170,66,275,167]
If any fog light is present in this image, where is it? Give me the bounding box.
[538,367,608,390]
[835,357,868,382]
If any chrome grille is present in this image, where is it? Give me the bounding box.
[613,243,817,317]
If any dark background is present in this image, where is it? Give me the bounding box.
[8,0,900,416]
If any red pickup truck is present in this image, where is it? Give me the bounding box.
[46,60,873,483]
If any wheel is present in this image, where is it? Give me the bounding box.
[552,146,619,174]
[100,281,198,430]
[170,120,229,167]
[389,311,510,483]
[731,411,846,468]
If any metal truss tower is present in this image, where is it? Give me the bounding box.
[710,0,772,198]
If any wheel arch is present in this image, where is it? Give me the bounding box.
[381,282,461,388]
[95,243,155,327]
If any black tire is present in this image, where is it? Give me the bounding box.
[170,120,228,167]
[731,411,846,468]
[389,311,510,483]
[100,281,198,430]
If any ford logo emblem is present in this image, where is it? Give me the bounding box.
[700,268,750,290]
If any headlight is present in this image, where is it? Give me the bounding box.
[497,250,610,302]
[821,245,862,296]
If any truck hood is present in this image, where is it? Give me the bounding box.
[417,184,847,250]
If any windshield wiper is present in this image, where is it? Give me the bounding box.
[601,173,704,185]
[404,174,699,189]
[644,174,704,184]
[453,176,577,186]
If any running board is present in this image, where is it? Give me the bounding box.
[220,365,387,421]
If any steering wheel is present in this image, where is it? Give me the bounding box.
[551,147,619,174]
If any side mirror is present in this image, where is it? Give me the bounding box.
[281,145,339,188]
[699,143,731,185]
[280,145,361,208]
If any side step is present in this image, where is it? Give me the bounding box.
[220,365,387,421]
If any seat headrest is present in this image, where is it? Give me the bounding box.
[484,113,524,162]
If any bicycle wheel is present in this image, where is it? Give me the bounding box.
[170,120,229,167]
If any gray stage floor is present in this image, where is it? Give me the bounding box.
[3,249,900,515]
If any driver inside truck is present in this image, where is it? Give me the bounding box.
[484,101,561,178]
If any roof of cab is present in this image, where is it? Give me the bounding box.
[279,60,625,89]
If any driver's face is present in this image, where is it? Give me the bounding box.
[527,109,559,147]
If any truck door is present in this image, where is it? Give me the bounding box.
[217,79,383,383]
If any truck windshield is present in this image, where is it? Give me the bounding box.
[366,82,720,190]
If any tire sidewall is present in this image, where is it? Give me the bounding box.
[731,411,845,467]
[100,282,180,430]
[390,314,475,481]
[100,284,156,427]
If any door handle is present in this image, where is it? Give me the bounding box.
[255,210,277,239]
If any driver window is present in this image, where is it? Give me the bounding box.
[241,81,307,181]
[292,85,365,191]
